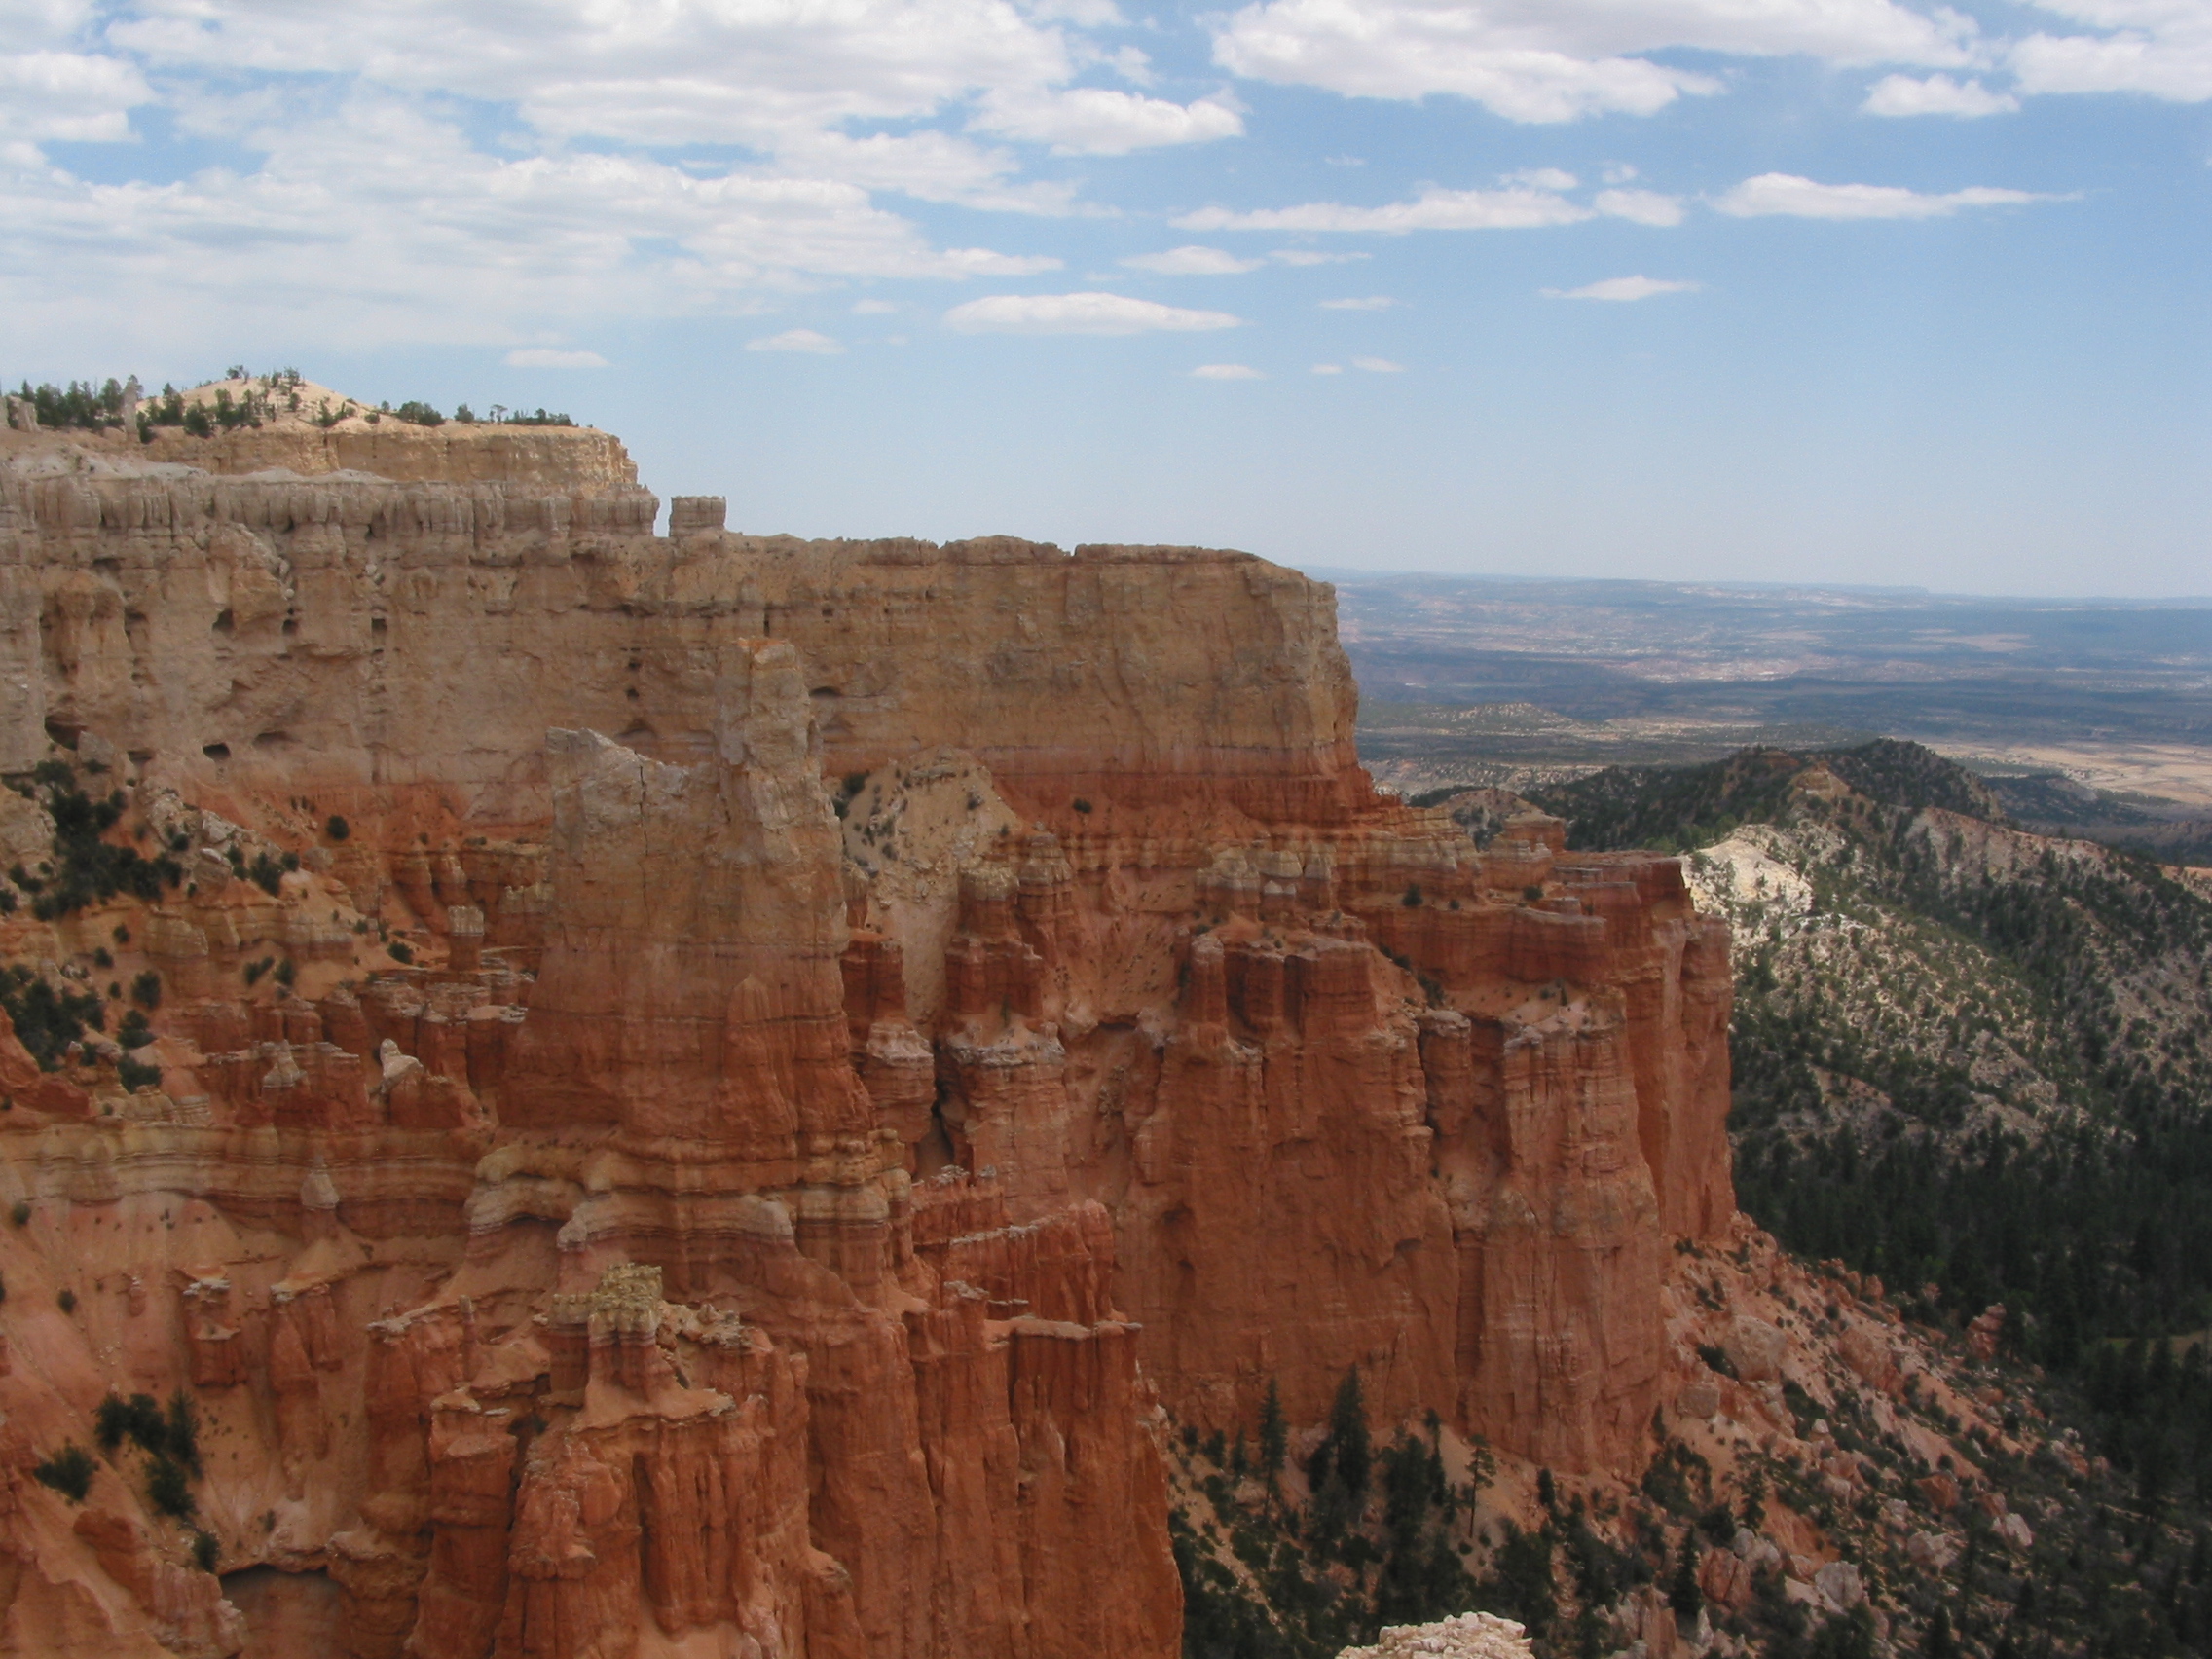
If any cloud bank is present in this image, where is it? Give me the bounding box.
[943,292,1243,334]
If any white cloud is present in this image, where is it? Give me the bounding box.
[2012,2,2212,101]
[1029,0,1126,27]
[1352,356,1404,372]
[504,347,609,367]
[747,328,844,353]
[1192,362,1264,378]
[1271,248,1370,265]
[0,51,154,141]
[852,298,899,313]
[1602,163,1641,184]
[109,0,1081,151]
[1095,43,1156,85]
[1714,172,2050,218]
[1863,73,2020,115]
[1311,362,1344,374]
[1504,166,1580,190]
[768,129,1079,216]
[943,291,1243,334]
[1121,244,1263,275]
[973,88,1244,154]
[1319,295,1393,309]
[0,0,1168,350]
[0,94,1061,353]
[1209,0,1978,124]
[1542,275,1700,300]
[1178,185,1592,233]
[1595,187,1686,225]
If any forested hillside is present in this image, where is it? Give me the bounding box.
[1527,742,2212,1509]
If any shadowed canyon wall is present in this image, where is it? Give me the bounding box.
[0,422,1730,1656]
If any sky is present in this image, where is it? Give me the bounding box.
[2,0,2208,598]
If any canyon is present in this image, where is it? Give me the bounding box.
[0,406,1733,1658]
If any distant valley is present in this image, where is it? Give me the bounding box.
[1327,571,2212,866]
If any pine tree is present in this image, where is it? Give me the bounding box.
[1669,1533,1703,1624]
[1259,1376,1287,1484]
[1329,1366,1370,1501]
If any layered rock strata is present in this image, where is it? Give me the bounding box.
[0,413,1730,1657]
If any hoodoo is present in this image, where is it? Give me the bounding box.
[0,402,1731,1656]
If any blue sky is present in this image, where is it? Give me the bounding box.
[2,0,2206,597]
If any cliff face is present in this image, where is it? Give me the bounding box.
[0,422,1730,1658]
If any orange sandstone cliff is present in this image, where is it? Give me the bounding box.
[0,409,1731,1656]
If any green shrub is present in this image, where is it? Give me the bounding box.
[33,1443,95,1502]
[325,815,350,842]
[166,1390,201,1475]
[0,965,105,1070]
[95,1392,168,1456]
[146,1453,195,1520]
[13,768,183,923]
[119,1057,163,1091]
[388,940,413,964]
[192,1530,219,1572]
[393,400,445,427]
[130,969,162,1010]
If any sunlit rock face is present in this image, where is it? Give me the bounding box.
[0,414,1727,1658]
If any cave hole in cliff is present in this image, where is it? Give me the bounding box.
[220,1566,341,1655]
[212,608,234,634]
[202,742,230,761]
[914,1081,962,1179]
[370,615,387,635]
[253,730,291,750]
[41,715,81,750]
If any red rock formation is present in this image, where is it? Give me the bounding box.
[0,409,1734,1655]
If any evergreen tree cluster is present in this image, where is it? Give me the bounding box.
[0,964,105,1070]
[6,760,184,922]
[1536,737,2212,1523]
[14,378,130,430]
[9,369,576,437]
[33,1388,205,1540]
[1175,1370,1498,1659]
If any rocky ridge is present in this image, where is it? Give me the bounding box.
[0,406,1733,1657]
